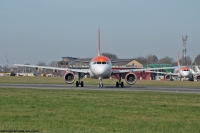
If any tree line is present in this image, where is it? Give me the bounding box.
[28,53,200,67]
[101,52,200,66]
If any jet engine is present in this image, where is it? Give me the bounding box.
[125,73,137,85]
[53,69,58,72]
[64,72,75,84]
[197,75,200,81]
[165,74,172,80]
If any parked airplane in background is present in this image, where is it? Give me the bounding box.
[193,66,200,81]
[15,29,178,88]
[148,53,192,81]
[195,66,200,73]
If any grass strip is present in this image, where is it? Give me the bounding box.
[0,76,200,87]
[0,88,200,133]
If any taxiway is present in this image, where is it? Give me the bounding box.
[0,83,200,94]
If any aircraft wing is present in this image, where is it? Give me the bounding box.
[14,64,90,73]
[145,71,178,76]
[112,67,176,74]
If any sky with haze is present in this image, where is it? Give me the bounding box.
[0,0,200,66]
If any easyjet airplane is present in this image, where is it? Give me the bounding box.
[148,53,192,81]
[14,29,178,87]
[191,66,200,81]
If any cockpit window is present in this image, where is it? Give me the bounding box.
[95,61,109,64]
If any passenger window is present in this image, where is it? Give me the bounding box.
[93,62,96,64]
[97,62,101,64]
[102,62,106,64]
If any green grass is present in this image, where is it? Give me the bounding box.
[0,88,200,133]
[0,76,200,87]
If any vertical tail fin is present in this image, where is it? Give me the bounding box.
[195,66,200,72]
[177,52,180,66]
[98,28,100,56]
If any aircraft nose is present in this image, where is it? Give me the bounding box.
[96,67,105,75]
[182,71,190,77]
[95,65,110,76]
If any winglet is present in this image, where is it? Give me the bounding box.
[177,51,180,66]
[98,28,100,56]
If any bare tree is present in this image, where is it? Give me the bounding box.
[134,56,147,65]
[146,54,158,64]
[37,61,46,66]
[179,56,192,66]
[193,54,200,65]
[48,61,58,67]
[36,61,46,74]
[102,52,118,60]
[158,56,175,65]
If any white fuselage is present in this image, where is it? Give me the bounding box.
[174,67,191,78]
[89,57,112,79]
[89,61,112,79]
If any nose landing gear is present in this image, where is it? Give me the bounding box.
[98,77,103,88]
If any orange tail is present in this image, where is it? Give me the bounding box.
[98,28,100,56]
[177,52,180,66]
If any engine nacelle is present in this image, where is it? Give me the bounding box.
[64,72,75,84]
[165,74,171,80]
[197,75,200,81]
[125,73,137,85]
[53,69,58,72]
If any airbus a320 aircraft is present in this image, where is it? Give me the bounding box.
[192,66,200,81]
[14,29,177,88]
[148,53,192,81]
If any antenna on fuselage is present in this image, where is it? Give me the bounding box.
[98,28,100,56]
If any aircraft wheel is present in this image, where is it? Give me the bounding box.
[98,83,103,88]
[116,82,119,87]
[81,81,84,87]
[121,82,124,88]
[76,81,79,87]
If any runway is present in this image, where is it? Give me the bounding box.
[0,83,200,94]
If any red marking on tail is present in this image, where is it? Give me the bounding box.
[177,52,180,66]
[98,28,100,56]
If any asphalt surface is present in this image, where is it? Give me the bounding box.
[0,83,200,94]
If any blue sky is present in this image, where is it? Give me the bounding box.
[0,0,200,66]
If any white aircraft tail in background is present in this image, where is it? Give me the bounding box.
[195,66,200,73]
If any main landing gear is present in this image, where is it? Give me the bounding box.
[113,73,124,88]
[98,77,103,88]
[76,72,84,87]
